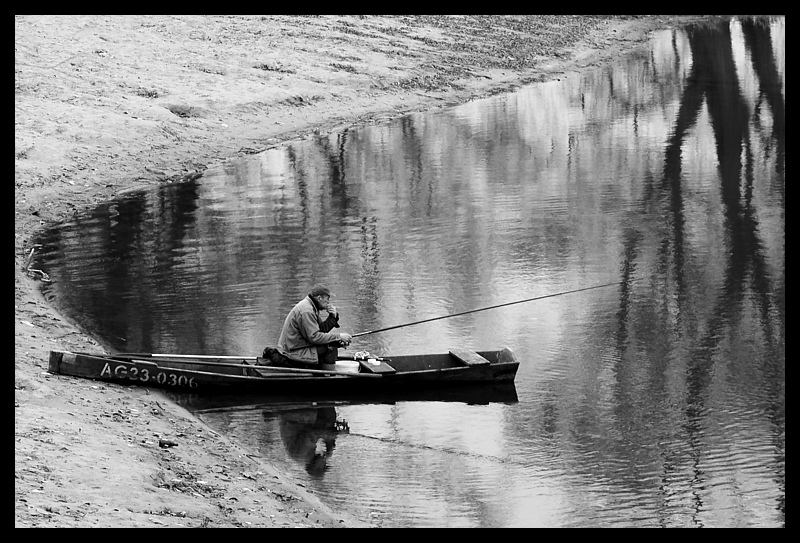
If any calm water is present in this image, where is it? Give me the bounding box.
[34,17,784,527]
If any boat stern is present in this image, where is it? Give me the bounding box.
[48,350,76,375]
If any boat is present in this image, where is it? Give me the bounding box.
[46,347,519,395]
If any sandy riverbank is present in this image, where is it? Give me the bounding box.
[15,15,713,528]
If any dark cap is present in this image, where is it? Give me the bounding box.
[309,283,332,297]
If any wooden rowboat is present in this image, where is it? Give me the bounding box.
[47,347,519,395]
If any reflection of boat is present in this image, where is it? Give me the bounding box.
[47,348,519,394]
[175,382,519,413]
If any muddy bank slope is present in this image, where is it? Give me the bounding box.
[15,15,712,527]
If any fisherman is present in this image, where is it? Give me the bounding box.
[263,283,352,368]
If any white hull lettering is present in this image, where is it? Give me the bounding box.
[101,363,197,388]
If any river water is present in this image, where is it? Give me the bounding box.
[34,17,784,527]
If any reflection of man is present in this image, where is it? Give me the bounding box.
[277,407,345,477]
[264,284,353,368]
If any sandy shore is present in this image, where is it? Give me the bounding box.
[15,15,712,528]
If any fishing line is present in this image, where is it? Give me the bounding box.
[344,431,535,468]
[352,277,643,338]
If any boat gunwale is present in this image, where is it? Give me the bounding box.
[101,356,517,379]
[85,353,385,379]
[100,351,519,377]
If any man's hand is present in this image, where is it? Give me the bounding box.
[339,333,352,346]
[325,303,338,317]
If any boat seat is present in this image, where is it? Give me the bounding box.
[357,359,396,374]
[449,348,490,366]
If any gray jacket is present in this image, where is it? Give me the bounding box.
[277,296,341,364]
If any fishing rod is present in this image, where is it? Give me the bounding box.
[351,277,642,338]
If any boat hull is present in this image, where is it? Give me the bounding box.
[47,348,519,395]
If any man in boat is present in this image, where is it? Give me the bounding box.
[262,284,352,368]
